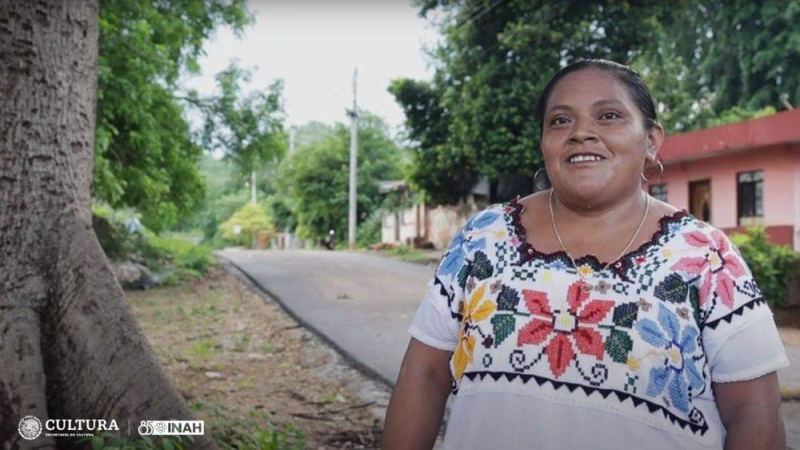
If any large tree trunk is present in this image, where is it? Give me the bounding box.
[0,1,216,448]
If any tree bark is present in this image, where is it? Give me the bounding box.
[0,1,216,448]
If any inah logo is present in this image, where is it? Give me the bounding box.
[138,420,204,436]
[18,416,43,440]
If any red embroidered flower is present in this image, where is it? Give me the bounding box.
[517,281,614,378]
[671,230,746,308]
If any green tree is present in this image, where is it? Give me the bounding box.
[394,1,663,203]
[219,202,275,247]
[654,0,800,131]
[397,1,800,203]
[95,0,251,232]
[199,62,286,181]
[278,115,404,242]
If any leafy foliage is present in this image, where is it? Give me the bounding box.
[730,227,800,308]
[198,63,286,179]
[396,0,800,203]
[95,0,252,232]
[219,202,276,247]
[276,115,404,242]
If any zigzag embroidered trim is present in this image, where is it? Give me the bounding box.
[703,297,766,330]
[505,196,691,272]
[433,275,463,320]
[461,370,710,436]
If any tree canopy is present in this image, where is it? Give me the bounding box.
[94,0,251,231]
[394,0,800,204]
[276,114,405,241]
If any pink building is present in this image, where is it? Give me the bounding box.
[648,109,800,251]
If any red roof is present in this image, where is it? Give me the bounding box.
[659,108,800,164]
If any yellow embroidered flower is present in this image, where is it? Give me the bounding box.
[453,283,496,380]
[577,265,594,278]
[541,272,554,282]
[662,249,673,258]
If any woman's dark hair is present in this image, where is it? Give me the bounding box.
[535,59,658,131]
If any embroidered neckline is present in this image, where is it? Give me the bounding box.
[505,195,690,270]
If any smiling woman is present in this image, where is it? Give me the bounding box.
[383,60,789,450]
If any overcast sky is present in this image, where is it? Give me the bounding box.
[182,0,441,133]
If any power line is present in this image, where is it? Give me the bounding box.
[464,0,506,26]
[453,0,507,29]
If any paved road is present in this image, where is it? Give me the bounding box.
[219,249,799,448]
[218,249,435,385]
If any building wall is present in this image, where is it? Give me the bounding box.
[655,144,800,249]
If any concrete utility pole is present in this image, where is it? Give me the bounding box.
[347,68,358,250]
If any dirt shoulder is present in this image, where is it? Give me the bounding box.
[126,264,390,449]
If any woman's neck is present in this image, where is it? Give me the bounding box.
[551,187,647,229]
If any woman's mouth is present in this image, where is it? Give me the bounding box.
[567,153,606,164]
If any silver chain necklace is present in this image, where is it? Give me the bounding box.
[548,189,650,292]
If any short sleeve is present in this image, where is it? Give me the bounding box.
[697,230,790,382]
[408,219,473,352]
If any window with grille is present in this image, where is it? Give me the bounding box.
[649,183,668,202]
[737,171,763,226]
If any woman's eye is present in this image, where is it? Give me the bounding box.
[550,117,570,125]
[600,111,621,120]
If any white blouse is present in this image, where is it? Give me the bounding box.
[409,198,789,450]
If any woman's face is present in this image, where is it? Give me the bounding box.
[541,68,663,206]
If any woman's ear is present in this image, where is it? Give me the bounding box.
[645,123,665,160]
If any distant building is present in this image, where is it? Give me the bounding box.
[647,109,800,251]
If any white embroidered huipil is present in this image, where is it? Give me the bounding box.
[410,199,789,450]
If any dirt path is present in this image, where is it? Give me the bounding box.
[126,265,390,449]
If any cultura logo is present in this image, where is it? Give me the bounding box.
[18,416,43,440]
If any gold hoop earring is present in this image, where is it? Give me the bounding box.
[642,159,665,183]
[533,168,551,191]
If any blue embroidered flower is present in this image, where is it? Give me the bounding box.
[470,212,500,230]
[464,237,486,254]
[550,260,567,271]
[438,231,466,276]
[634,304,704,413]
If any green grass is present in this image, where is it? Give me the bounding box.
[386,246,436,264]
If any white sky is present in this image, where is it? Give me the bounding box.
[182,0,441,133]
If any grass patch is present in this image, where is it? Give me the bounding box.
[385,246,436,264]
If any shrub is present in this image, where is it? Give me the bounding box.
[142,235,217,281]
[730,227,800,308]
[219,202,276,248]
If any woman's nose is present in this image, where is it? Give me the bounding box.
[568,119,599,144]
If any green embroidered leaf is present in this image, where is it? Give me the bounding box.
[457,263,471,289]
[689,285,702,326]
[490,314,516,347]
[471,251,493,280]
[606,329,633,364]
[654,273,689,304]
[612,302,639,328]
[497,285,520,311]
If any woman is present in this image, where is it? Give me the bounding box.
[382,60,789,450]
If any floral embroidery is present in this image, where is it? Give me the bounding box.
[517,281,614,378]
[671,230,747,308]
[453,282,497,380]
[422,201,775,440]
[633,304,705,413]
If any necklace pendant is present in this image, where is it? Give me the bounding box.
[580,282,593,293]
